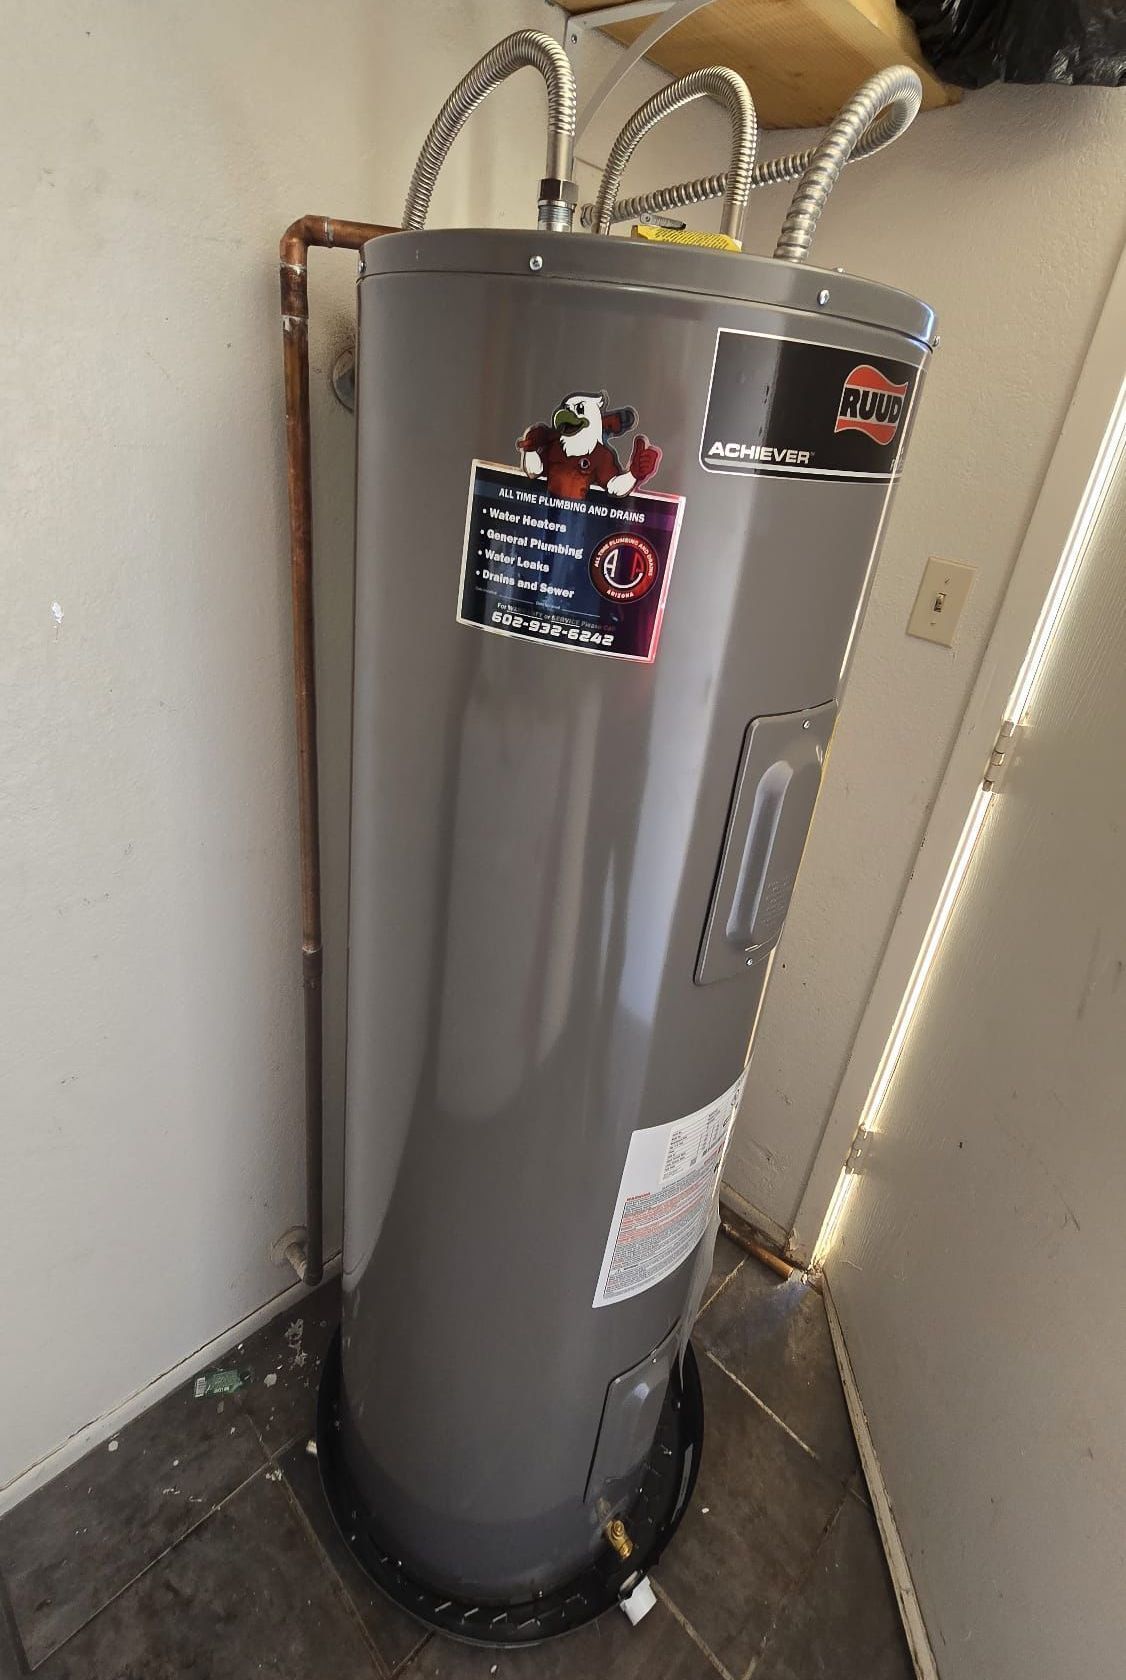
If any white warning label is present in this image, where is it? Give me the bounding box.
[593,1070,748,1309]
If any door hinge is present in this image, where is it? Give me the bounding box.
[845,1127,872,1175]
[982,718,1019,793]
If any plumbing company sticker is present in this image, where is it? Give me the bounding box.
[700,329,921,482]
[458,390,685,663]
[593,1069,748,1310]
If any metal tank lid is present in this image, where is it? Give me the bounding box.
[359,228,936,349]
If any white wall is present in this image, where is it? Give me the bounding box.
[722,84,1126,1250]
[0,0,729,1495]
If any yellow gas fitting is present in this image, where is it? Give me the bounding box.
[631,224,742,253]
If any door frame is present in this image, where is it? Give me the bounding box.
[791,234,1126,1264]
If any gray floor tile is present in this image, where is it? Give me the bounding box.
[0,1374,265,1667]
[0,1279,341,1669]
[695,1260,859,1481]
[0,1575,27,1678]
[399,1598,715,1679]
[702,1233,745,1308]
[281,1438,427,1674]
[848,1466,872,1508]
[34,1470,384,1680]
[753,1492,913,1680]
[654,1355,845,1678]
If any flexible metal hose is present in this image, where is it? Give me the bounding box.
[582,109,903,228]
[581,66,921,246]
[582,171,729,228]
[402,30,577,233]
[592,67,757,243]
[774,66,922,262]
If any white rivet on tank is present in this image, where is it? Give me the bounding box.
[817,288,831,307]
[528,255,543,272]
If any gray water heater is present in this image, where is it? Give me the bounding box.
[313,34,934,1648]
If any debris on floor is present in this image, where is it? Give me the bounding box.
[284,1318,307,1369]
[193,1368,251,1398]
[0,1261,915,1679]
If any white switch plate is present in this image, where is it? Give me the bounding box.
[907,557,976,647]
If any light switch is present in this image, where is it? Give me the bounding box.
[907,557,976,647]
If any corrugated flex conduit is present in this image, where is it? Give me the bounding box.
[583,66,923,263]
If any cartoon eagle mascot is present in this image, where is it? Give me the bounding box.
[517,391,662,501]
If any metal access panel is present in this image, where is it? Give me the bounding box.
[585,1324,680,1505]
[696,701,837,984]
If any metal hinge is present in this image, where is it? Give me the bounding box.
[844,1128,872,1175]
[982,719,1020,793]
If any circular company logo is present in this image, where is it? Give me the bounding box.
[589,533,660,603]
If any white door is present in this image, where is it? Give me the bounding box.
[822,361,1126,1672]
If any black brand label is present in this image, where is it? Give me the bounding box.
[700,330,921,482]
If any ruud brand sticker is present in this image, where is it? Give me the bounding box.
[458,388,685,663]
[700,329,921,482]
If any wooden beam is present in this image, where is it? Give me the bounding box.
[562,0,959,129]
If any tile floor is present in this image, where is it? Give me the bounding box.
[0,1234,913,1680]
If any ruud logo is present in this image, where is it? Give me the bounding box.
[834,365,910,447]
[699,330,917,482]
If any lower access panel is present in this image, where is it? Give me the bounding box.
[696,702,837,985]
[585,1325,680,1505]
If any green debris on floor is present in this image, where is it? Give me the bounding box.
[193,1368,251,1398]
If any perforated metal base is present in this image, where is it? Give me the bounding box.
[315,1333,704,1647]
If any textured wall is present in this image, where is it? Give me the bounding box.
[724,85,1126,1247]
[0,0,727,1494]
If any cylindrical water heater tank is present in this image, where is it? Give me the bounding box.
[318,227,933,1639]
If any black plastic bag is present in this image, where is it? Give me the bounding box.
[899,0,1126,86]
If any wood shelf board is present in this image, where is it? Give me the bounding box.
[562,0,960,129]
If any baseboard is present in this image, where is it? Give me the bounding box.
[822,1279,940,1680]
[0,1253,342,1518]
[717,1181,794,1257]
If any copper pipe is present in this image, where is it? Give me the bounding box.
[279,215,396,1288]
[719,1212,796,1281]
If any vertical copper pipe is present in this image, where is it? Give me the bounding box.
[279,215,395,1288]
